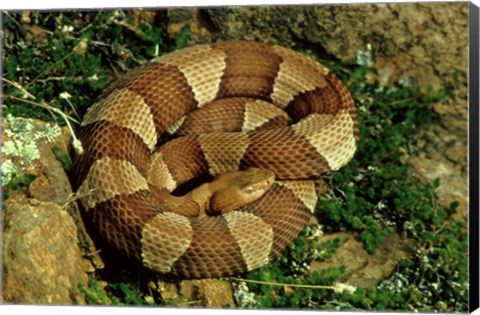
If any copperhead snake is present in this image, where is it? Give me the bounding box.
[73,41,359,279]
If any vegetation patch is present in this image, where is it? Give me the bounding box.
[2,10,187,122]
[78,277,154,306]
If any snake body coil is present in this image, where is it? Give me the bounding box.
[73,41,359,278]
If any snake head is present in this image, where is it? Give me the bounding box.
[237,167,275,198]
[207,167,275,215]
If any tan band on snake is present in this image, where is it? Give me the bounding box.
[73,41,359,279]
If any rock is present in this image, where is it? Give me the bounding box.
[311,232,415,288]
[2,194,92,304]
[409,154,468,221]
[154,278,235,307]
[1,116,96,304]
[167,8,212,44]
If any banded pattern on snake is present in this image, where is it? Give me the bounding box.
[73,41,359,278]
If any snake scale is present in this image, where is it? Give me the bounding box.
[73,41,359,279]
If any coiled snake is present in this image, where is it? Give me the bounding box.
[73,41,359,278]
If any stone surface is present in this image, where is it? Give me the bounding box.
[410,153,468,221]
[311,232,415,288]
[2,194,91,304]
[167,9,212,44]
[154,278,235,307]
[1,117,96,304]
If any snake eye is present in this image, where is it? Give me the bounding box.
[243,185,255,194]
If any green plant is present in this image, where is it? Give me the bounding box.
[2,10,190,122]
[52,144,73,171]
[78,277,154,305]
[78,278,119,305]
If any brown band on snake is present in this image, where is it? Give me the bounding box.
[169,216,249,278]
[240,127,332,179]
[175,98,250,135]
[173,98,290,135]
[73,41,359,278]
[74,121,151,185]
[92,191,159,258]
[214,42,282,101]
[155,136,210,185]
[127,63,199,134]
[285,86,341,122]
[239,183,313,259]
